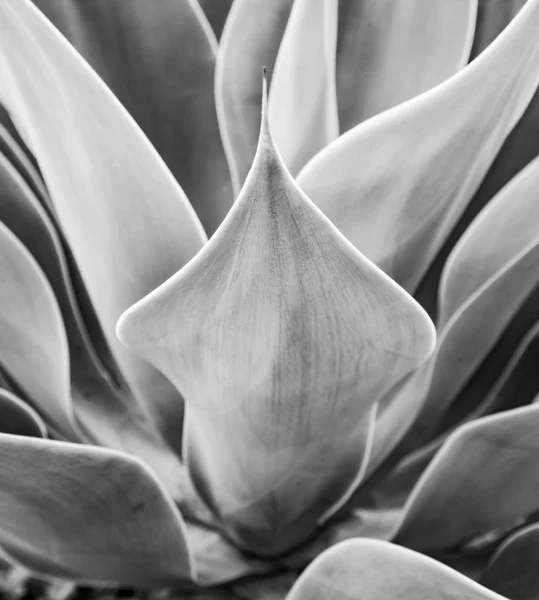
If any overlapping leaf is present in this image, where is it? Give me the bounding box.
[336,0,476,132]
[215,0,294,192]
[268,0,339,176]
[298,0,539,293]
[0,0,206,450]
[393,404,539,550]
[0,221,76,437]
[0,133,189,496]
[405,155,539,447]
[118,79,435,556]
[0,436,193,586]
[34,0,232,234]
[480,523,539,600]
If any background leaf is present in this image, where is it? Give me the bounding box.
[480,523,539,600]
[394,405,539,550]
[268,0,339,175]
[34,0,232,234]
[0,389,46,438]
[336,0,476,132]
[215,0,294,192]
[297,0,539,293]
[0,0,206,452]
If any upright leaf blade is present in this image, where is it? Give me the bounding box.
[34,0,232,235]
[268,0,339,176]
[0,221,76,437]
[336,0,476,132]
[118,77,435,556]
[298,0,539,293]
[0,0,206,441]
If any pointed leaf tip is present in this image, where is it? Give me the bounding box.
[118,104,435,556]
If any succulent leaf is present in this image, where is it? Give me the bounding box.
[0,0,207,446]
[34,0,232,235]
[285,539,505,600]
[297,0,539,293]
[407,156,539,447]
[336,0,477,132]
[215,0,294,193]
[480,523,539,600]
[118,77,435,556]
[0,436,193,586]
[0,220,76,437]
[393,404,539,550]
[0,130,190,496]
[0,389,47,438]
[268,0,339,176]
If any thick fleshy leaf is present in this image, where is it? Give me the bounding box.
[268,0,339,176]
[215,0,294,192]
[118,78,435,556]
[0,0,206,443]
[0,221,76,437]
[394,404,539,550]
[360,313,539,512]
[480,523,539,600]
[198,0,234,39]
[416,0,535,319]
[297,0,539,293]
[404,155,539,446]
[34,0,232,235]
[336,0,476,132]
[0,146,189,495]
[0,436,193,586]
[0,389,46,438]
[286,539,504,600]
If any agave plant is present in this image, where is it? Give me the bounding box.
[1,0,539,598]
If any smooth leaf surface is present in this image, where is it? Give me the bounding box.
[0,221,75,437]
[480,523,539,600]
[0,0,206,444]
[336,0,476,132]
[268,0,339,176]
[0,389,46,438]
[118,79,435,556]
[0,146,188,496]
[405,155,539,446]
[286,539,505,600]
[0,436,193,586]
[215,0,294,192]
[394,405,539,550]
[34,0,232,235]
[298,0,539,293]
[470,0,526,59]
